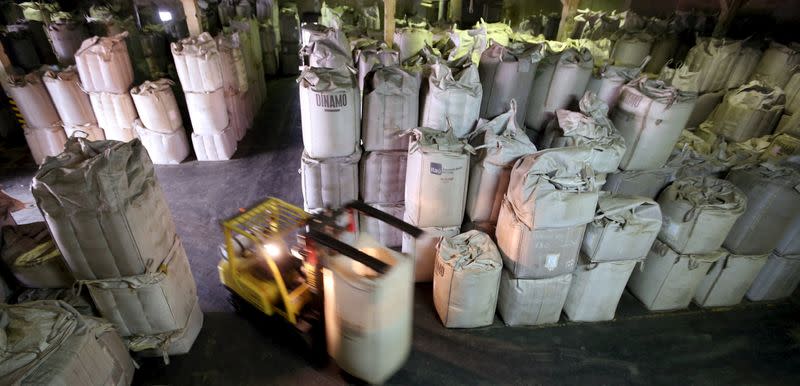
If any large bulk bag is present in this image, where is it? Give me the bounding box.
[32,138,179,280]
[586,64,641,109]
[601,167,674,198]
[475,19,512,47]
[612,78,696,170]
[394,27,433,61]
[185,88,229,134]
[611,32,653,67]
[466,102,537,224]
[682,38,742,93]
[279,4,300,44]
[686,89,725,129]
[784,73,800,115]
[6,73,61,129]
[539,93,627,174]
[225,90,253,140]
[1,223,73,288]
[496,211,585,279]
[644,34,678,74]
[42,68,97,126]
[404,128,471,228]
[497,270,572,326]
[82,238,197,337]
[725,46,762,90]
[217,31,250,94]
[23,125,68,165]
[301,38,352,68]
[128,297,203,357]
[46,21,88,65]
[0,301,134,386]
[192,128,238,161]
[658,64,701,93]
[746,252,800,301]
[563,257,637,322]
[300,23,349,54]
[300,149,360,211]
[775,216,800,256]
[130,79,183,134]
[502,147,599,229]
[723,163,800,255]
[420,63,483,138]
[403,224,460,282]
[433,231,502,328]
[88,91,138,141]
[133,120,190,165]
[708,81,785,142]
[360,151,406,204]
[525,45,593,135]
[657,177,747,255]
[324,234,412,384]
[74,33,134,93]
[298,66,360,158]
[362,65,418,152]
[359,203,404,248]
[628,240,724,311]
[582,194,662,262]
[356,45,400,93]
[478,42,544,120]
[694,251,769,307]
[170,32,224,93]
[750,42,800,89]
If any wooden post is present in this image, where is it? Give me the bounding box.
[384,0,396,46]
[557,0,580,42]
[181,0,202,37]
[0,41,13,85]
[449,0,463,23]
[714,0,749,38]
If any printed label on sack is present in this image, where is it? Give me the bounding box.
[428,162,463,183]
[621,92,643,109]
[430,162,442,175]
[316,93,347,112]
[545,254,559,271]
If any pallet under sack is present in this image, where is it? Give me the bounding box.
[81,237,198,337]
[191,127,238,161]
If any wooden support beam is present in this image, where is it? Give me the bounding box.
[384,0,396,46]
[181,0,202,37]
[714,0,749,38]
[556,0,580,42]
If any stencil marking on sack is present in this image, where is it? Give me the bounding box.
[622,92,643,108]
[317,93,348,111]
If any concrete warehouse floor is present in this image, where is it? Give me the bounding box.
[1,78,799,385]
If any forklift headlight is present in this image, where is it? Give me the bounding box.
[263,243,282,258]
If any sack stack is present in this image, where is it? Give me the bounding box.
[496,148,599,325]
[228,17,268,112]
[218,32,255,140]
[605,77,696,198]
[278,4,301,74]
[1,222,74,290]
[394,25,433,62]
[42,67,104,141]
[565,194,661,321]
[0,301,135,385]
[255,0,281,76]
[777,73,800,134]
[433,230,503,328]
[420,63,483,139]
[298,65,360,212]
[359,64,419,246]
[74,33,138,142]
[628,176,746,311]
[171,32,237,160]
[46,20,89,65]
[31,138,203,358]
[716,163,800,303]
[5,72,67,164]
[355,44,400,95]
[465,102,537,232]
[750,42,800,90]
[525,44,593,138]
[586,64,642,109]
[130,79,190,164]
[403,128,471,281]
[478,42,544,121]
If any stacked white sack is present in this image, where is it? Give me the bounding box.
[478,42,544,121]
[5,73,66,164]
[75,33,138,141]
[681,38,742,93]
[694,250,769,307]
[420,63,482,139]
[172,32,236,160]
[434,231,503,328]
[46,20,88,65]
[130,79,190,164]
[300,148,360,212]
[356,45,400,94]
[361,65,418,152]
[42,67,104,141]
[707,80,785,142]
[586,64,641,109]
[394,26,433,61]
[750,42,800,89]
[218,32,254,140]
[466,101,537,226]
[228,18,268,111]
[298,65,360,158]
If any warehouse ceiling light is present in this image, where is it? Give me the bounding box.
[158,10,173,22]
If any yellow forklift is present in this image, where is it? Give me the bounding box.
[218,197,422,351]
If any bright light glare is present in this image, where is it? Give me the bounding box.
[158,11,173,22]
[263,243,282,258]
